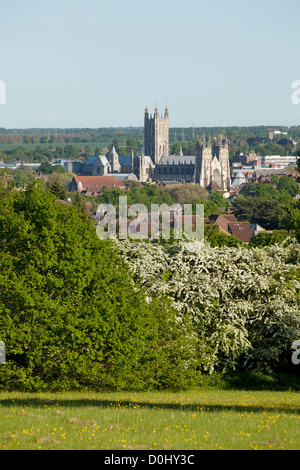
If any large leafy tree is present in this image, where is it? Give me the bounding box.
[0,183,156,391]
[12,166,35,188]
[209,189,230,208]
[232,196,286,230]
[277,175,299,197]
[37,161,53,174]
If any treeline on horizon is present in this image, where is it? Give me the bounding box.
[1,125,300,141]
[0,125,299,162]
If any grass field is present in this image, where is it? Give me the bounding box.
[1,389,300,450]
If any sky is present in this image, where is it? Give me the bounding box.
[0,0,300,128]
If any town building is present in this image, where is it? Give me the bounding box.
[68,175,126,195]
[207,213,258,244]
[261,155,298,167]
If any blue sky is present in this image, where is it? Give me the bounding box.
[0,0,300,128]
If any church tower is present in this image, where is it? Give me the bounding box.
[195,135,231,192]
[144,104,169,165]
[195,135,212,188]
[109,145,120,173]
[218,137,231,191]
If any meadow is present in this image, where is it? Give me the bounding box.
[1,388,300,450]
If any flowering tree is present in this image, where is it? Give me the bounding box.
[117,240,300,373]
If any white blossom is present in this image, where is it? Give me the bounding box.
[116,240,300,372]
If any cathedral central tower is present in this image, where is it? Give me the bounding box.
[144,104,169,165]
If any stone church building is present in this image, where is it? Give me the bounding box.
[145,105,231,192]
[63,105,231,192]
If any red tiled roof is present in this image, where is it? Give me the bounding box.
[209,214,238,233]
[228,222,254,243]
[72,175,125,192]
[222,214,237,222]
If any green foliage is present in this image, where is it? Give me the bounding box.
[209,190,230,208]
[52,164,67,174]
[250,230,294,248]
[12,167,35,188]
[232,196,286,230]
[236,180,300,234]
[202,200,219,217]
[277,175,299,197]
[204,224,245,247]
[0,185,198,391]
[37,161,53,174]
[45,173,69,200]
[38,162,67,176]
[271,174,279,184]
[23,135,33,144]
[63,144,80,159]
[0,187,142,390]
[125,137,139,154]
[95,183,175,213]
[70,191,92,219]
[140,297,199,390]
[159,184,208,205]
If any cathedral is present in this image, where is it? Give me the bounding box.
[63,105,231,192]
[145,105,231,192]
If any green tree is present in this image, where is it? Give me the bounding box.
[239,182,257,197]
[271,174,279,185]
[0,185,160,391]
[63,144,79,159]
[209,189,230,208]
[37,161,53,174]
[117,146,127,155]
[204,223,245,247]
[250,230,294,248]
[52,164,67,174]
[9,146,31,162]
[232,196,285,230]
[170,143,181,155]
[84,145,93,157]
[277,175,299,197]
[45,173,69,200]
[0,151,7,163]
[71,191,92,219]
[33,146,50,162]
[12,167,35,188]
[125,138,139,154]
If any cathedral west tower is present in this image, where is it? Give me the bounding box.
[195,135,231,192]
